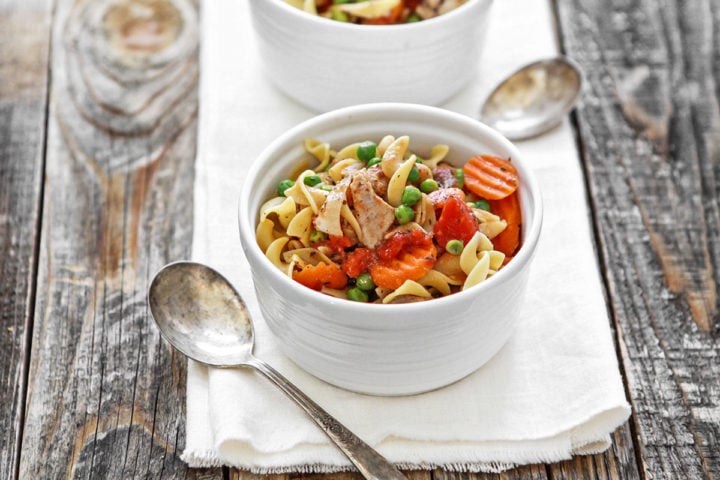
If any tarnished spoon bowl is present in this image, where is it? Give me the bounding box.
[148,261,254,366]
[480,56,582,140]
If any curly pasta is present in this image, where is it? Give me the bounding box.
[460,232,506,290]
[255,135,521,303]
[387,156,417,207]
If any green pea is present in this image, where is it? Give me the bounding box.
[420,178,439,193]
[331,9,349,21]
[473,199,491,211]
[357,141,377,162]
[347,287,369,302]
[277,179,294,197]
[309,230,327,243]
[333,0,352,4]
[356,272,375,291]
[304,174,322,186]
[406,13,421,22]
[446,239,464,255]
[455,168,465,188]
[395,205,415,224]
[407,166,420,183]
[401,185,422,206]
[366,157,382,168]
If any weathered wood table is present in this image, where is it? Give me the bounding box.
[1,0,718,478]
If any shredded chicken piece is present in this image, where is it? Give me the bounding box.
[341,218,360,245]
[365,165,389,197]
[314,177,350,237]
[349,170,396,248]
[415,0,462,18]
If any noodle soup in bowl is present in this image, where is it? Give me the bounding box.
[238,103,542,395]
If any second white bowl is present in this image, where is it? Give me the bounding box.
[248,0,494,112]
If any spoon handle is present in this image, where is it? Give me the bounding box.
[247,357,406,480]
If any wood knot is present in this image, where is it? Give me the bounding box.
[56,0,198,170]
[104,0,182,55]
[616,65,671,153]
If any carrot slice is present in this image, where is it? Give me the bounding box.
[293,262,348,291]
[463,155,519,200]
[489,191,522,257]
[370,244,436,290]
[370,229,436,290]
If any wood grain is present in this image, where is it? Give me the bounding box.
[555,0,720,477]
[0,1,52,479]
[547,424,640,480]
[432,465,547,480]
[16,0,220,478]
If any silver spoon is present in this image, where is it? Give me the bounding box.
[480,56,582,140]
[148,261,406,480]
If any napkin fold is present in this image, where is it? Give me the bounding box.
[183,0,631,473]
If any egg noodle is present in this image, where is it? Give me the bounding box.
[256,135,521,304]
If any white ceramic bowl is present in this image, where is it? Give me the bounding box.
[248,0,494,112]
[238,103,542,395]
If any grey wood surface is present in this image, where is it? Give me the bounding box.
[1,0,718,479]
[0,1,52,478]
[555,0,720,478]
[2,0,218,478]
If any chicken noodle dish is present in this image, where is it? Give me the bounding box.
[256,135,522,304]
[284,0,467,24]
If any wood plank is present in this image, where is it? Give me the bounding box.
[232,473,289,480]
[555,0,720,477]
[547,423,639,480]
[432,464,548,480]
[0,1,53,479]
[231,466,549,480]
[17,0,220,478]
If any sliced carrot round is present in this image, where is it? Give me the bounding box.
[488,191,522,257]
[369,229,436,290]
[293,262,348,291]
[370,245,436,290]
[463,155,519,200]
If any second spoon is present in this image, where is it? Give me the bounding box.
[480,56,582,140]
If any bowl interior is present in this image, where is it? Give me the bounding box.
[239,103,542,311]
[264,0,491,30]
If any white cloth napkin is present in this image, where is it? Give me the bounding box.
[183,0,631,473]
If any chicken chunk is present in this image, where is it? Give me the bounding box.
[314,176,350,237]
[349,170,396,248]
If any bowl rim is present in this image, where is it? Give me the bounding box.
[238,102,543,313]
[254,0,492,33]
